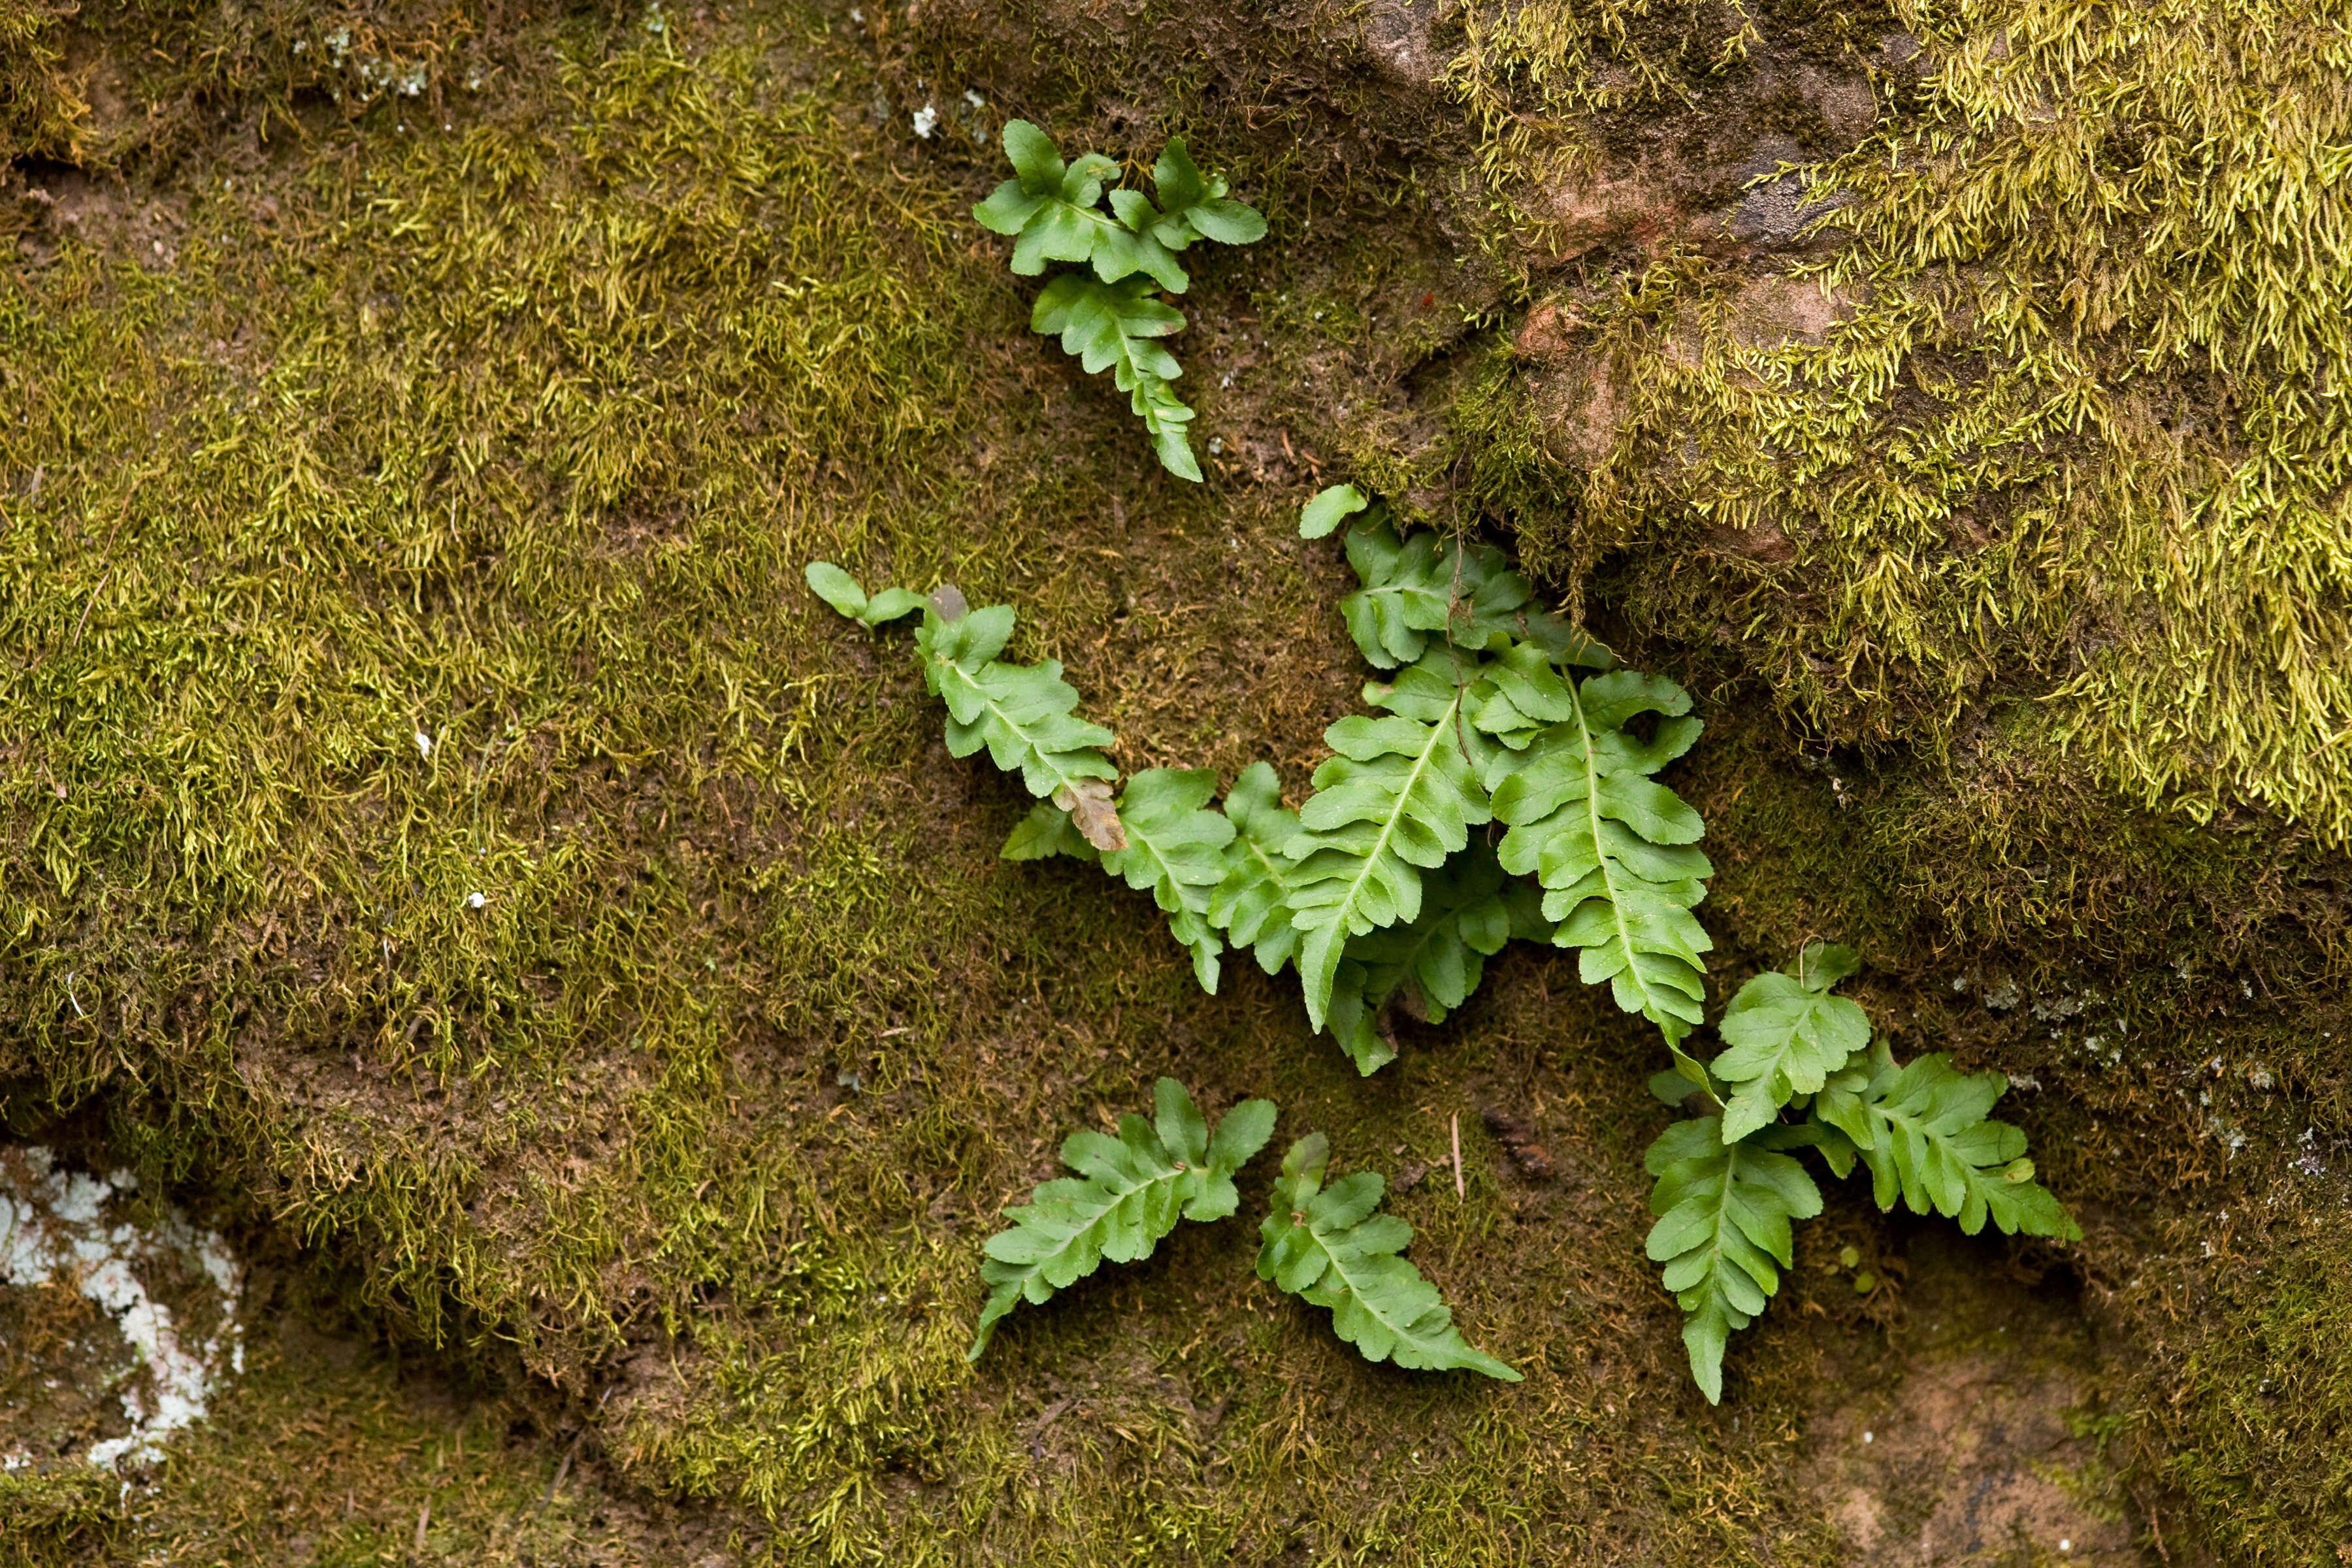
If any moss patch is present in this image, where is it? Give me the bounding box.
[5,0,2352,1560]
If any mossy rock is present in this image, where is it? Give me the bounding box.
[3,0,2351,1561]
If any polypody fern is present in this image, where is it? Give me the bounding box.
[811,478,2077,1403]
[977,121,1265,480]
[970,1077,1275,1358]
[1644,945,2078,1399]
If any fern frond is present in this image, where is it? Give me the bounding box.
[1256,1134,1520,1380]
[970,1078,1277,1359]
[1337,515,1611,672]
[973,120,1190,292]
[803,561,924,627]
[1471,646,1712,1038]
[1282,652,1492,1032]
[917,598,1117,800]
[1032,273,1200,482]
[1644,1115,1823,1403]
[1099,768,1235,994]
[1709,942,1870,1141]
[1209,760,1304,975]
[1813,1042,2082,1241]
[1324,842,1545,1075]
[1107,137,1268,252]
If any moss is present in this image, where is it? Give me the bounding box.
[2146,1203,2352,1563]
[1497,0,2352,846]
[0,0,87,162]
[6,0,2352,1559]
[0,1465,112,1567]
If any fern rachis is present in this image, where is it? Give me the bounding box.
[1644,1115,1823,1403]
[1475,652,1712,1037]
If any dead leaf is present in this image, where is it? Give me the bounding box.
[1054,778,1127,852]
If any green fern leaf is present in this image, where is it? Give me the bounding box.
[1471,646,1712,1038]
[1032,273,1200,482]
[1282,652,1492,1032]
[1298,482,1369,540]
[1710,942,1870,1141]
[973,120,1188,292]
[1322,842,1543,1074]
[917,598,1117,800]
[1337,515,1611,672]
[1644,1115,1823,1403]
[1100,768,1235,994]
[1814,1042,2082,1241]
[803,561,924,627]
[970,1078,1277,1359]
[1209,760,1305,975]
[1134,137,1267,250]
[1000,799,1098,863]
[1256,1134,1520,1380]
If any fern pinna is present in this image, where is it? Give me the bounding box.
[969,1078,1274,1358]
[976,122,1266,480]
[809,480,2076,1399]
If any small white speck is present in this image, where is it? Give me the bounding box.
[849,6,862,18]
[912,105,939,139]
[414,730,433,758]
[465,891,485,909]
[2059,1541,2071,1554]
[963,89,985,108]
[1861,1430,1873,1444]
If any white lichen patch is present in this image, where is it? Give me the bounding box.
[0,1146,243,1473]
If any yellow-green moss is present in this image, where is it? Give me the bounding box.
[8,0,2352,1559]
[0,0,86,161]
[1510,0,2352,844]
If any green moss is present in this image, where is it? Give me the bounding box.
[7,0,2352,1558]
[2140,1201,2352,1563]
[0,1465,112,1568]
[1497,0,2352,846]
[0,0,86,162]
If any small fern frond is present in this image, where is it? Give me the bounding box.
[974,120,1190,292]
[1256,1134,1520,1380]
[1282,652,1492,1032]
[1099,768,1235,994]
[1644,1115,1823,1403]
[970,1077,1277,1359]
[1032,273,1200,482]
[1336,514,1611,672]
[1209,760,1305,975]
[917,597,1117,801]
[1472,647,1712,1038]
[1813,1041,2082,1241]
[1298,482,1369,540]
[1107,137,1268,252]
[1324,842,1545,1075]
[803,561,924,627]
[1709,942,1870,1141]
